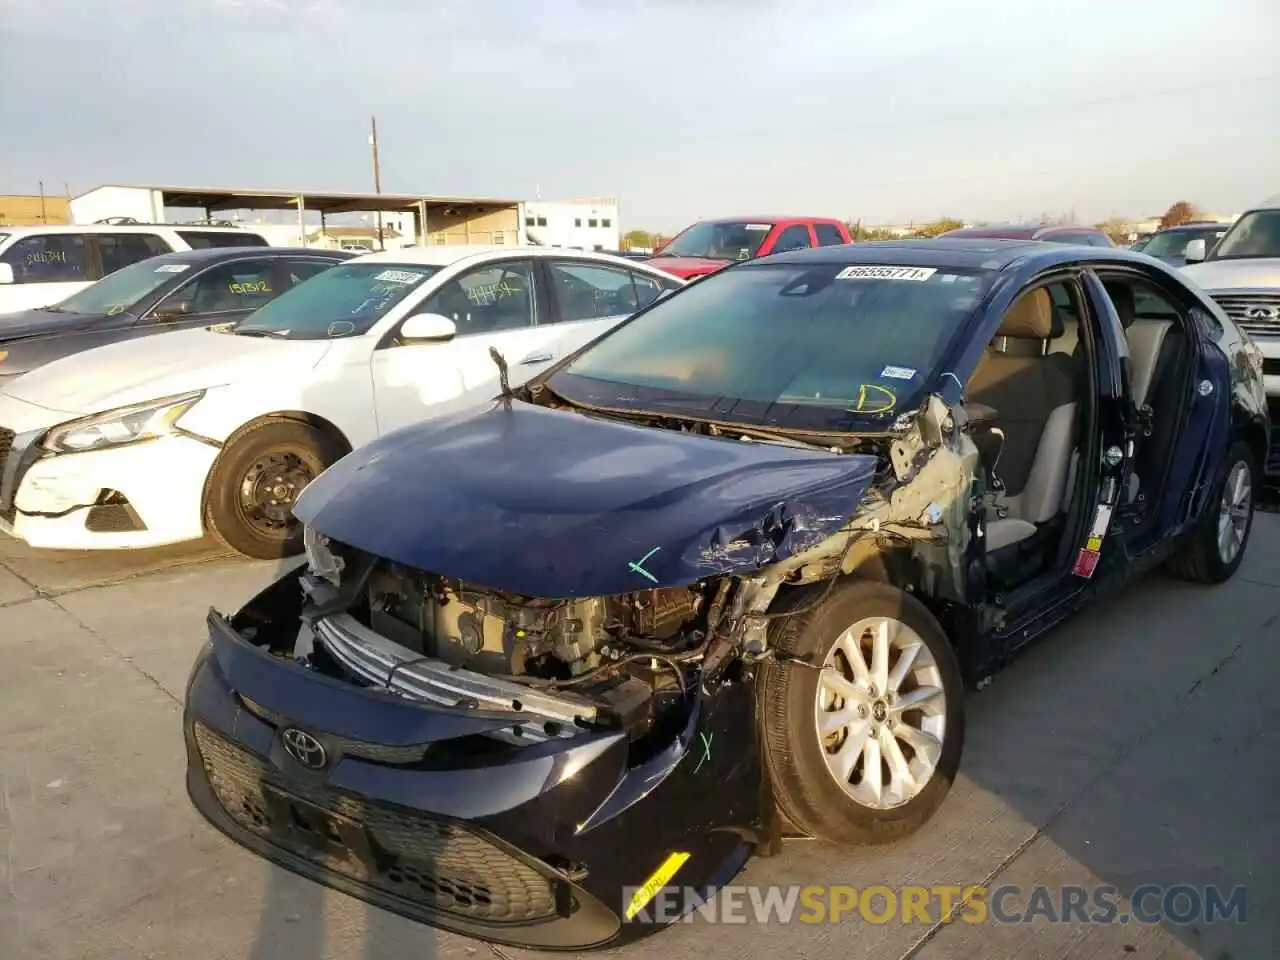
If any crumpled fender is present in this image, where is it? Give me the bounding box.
[294,399,878,598]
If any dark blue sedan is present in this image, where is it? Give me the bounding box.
[183,239,1267,950]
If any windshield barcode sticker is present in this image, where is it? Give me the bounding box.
[880,365,917,380]
[154,264,190,273]
[374,269,421,284]
[836,265,937,282]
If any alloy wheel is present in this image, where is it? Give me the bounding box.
[814,616,947,809]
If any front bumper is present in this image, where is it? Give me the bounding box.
[0,433,217,549]
[183,574,761,950]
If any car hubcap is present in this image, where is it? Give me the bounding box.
[1217,460,1252,564]
[814,617,947,809]
[238,451,315,537]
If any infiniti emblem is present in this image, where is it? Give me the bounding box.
[282,727,328,769]
[1246,306,1280,321]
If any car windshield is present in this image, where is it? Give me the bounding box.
[53,257,195,315]
[234,262,441,338]
[1142,227,1224,258]
[659,221,774,261]
[1209,210,1280,261]
[550,261,994,431]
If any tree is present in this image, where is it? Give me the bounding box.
[911,217,964,238]
[1095,217,1133,244]
[1159,201,1199,229]
[622,229,654,250]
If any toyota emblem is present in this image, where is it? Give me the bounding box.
[282,727,328,769]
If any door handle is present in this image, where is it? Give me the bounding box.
[520,352,553,364]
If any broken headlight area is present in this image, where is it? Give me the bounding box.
[233,531,741,749]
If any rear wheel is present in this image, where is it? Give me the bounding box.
[1167,440,1255,584]
[760,580,965,846]
[203,419,345,560]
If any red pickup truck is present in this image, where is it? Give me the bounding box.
[646,216,852,280]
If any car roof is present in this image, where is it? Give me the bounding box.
[145,246,353,264]
[0,223,269,236]
[351,244,679,274]
[941,224,1103,239]
[696,215,842,225]
[752,237,1149,272]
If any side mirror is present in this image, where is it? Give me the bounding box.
[1183,238,1207,263]
[0,264,13,285]
[153,297,194,318]
[401,312,457,343]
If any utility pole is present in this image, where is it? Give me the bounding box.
[38,181,47,223]
[369,115,384,251]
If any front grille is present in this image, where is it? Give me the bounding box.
[0,426,15,524]
[193,724,557,923]
[1210,293,1280,336]
[236,695,431,765]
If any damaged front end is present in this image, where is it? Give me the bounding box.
[183,393,983,949]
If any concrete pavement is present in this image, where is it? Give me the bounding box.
[1,521,1276,960]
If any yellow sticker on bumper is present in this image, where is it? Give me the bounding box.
[624,851,691,920]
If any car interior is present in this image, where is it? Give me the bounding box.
[964,284,1085,589]
[964,273,1196,591]
[1052,274,1192,523]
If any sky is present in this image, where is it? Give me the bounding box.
[1,0,1278,232]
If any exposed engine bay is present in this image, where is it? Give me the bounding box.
[363,564,703,678]
[281,393,981,747]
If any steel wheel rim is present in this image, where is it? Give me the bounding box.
[1217,460,1252,564]
[237,450,316,538]
[814,616,947,810]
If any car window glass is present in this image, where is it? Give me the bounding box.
[1130,283,1182,322]
[178,230,269,249]
[548,262,639,323]
[418,260,534,336]
[557,263,994,429]
[0,234,91,283]
[96,233,172,275]
[284,259,337,287]
[771,225,812,253]
[155,261,277,318]
[631,271,667,309]
[814,224,846,246]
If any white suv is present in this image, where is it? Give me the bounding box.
[0,224,271,314]
[1181,195,1280,395]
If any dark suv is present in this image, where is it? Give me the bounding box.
[940,224,1115,246]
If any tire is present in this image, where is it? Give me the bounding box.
[1166,440,1256,584]
[203,419,345,560]
[759,579,965,846]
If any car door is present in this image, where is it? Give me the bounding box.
[369,257,546,434]
[0,233,95,311]
[1079,272,1140,557]
[530,259,672,375]
[90,232,173,278]
[758,223,814,257]
[146,258,285,333]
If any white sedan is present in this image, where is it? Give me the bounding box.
[0,246,683,557]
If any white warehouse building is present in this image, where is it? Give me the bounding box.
[523,198,620,251]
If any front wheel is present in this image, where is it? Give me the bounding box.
[203,419,345,560]
[759,579,965,846]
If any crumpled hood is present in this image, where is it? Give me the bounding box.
[294,400,879,598]
[0,308,103,344]
[1180,258,1280,291]
[644,256,733,279]
[0,327,330,415]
